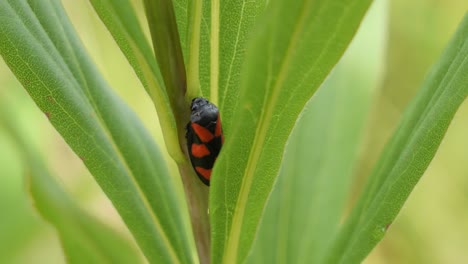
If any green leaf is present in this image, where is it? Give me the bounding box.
[172,0,189,63]
[0,135,43,263]
[325,13,468,264]
[88,2,213,261]
[28,166,143,264]
[210,0,373,262]
[88,0,184,162]
[90,2,218,262]
[0,1,195,263]
[143,0,189,145]
[247,1,387,263]
[211,0,267,129]
[176,0,212,100]
[172,0,205,100]
[174,0,266,124]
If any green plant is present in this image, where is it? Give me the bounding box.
[0,0,467,263]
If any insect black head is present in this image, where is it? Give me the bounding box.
[190,97,219,126]
[191,97,211,111]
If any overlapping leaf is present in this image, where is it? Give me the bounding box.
[247,1,387,262]
[173,0,266,128]
[214,0,267,130]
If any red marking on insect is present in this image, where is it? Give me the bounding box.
[191,122,215,143]
[215,115,222,136]
[195,166,212,181]
[45,112,50,119]
[191,143,211,158]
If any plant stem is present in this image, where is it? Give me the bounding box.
[178,162,211,264]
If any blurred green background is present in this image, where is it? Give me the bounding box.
[0,0,467,263]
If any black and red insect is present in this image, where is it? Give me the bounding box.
[186,97,224,186]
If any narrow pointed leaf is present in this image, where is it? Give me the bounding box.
[326,13,468,264]
[247,1,387,263]
[210,0,373,263]
[0,0,195,263]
